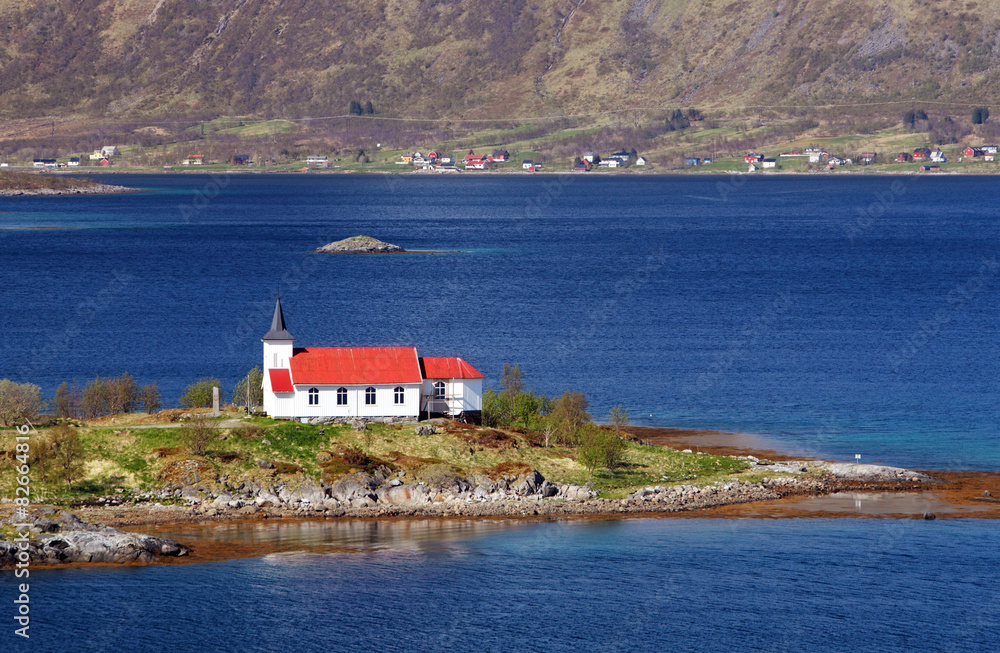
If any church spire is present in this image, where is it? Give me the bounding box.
[262,297,295,341]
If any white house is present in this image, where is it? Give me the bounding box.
[101,145,119,157]
[635,156,646,166]
[261,299,484,422]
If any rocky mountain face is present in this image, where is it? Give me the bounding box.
[1,0,998,121]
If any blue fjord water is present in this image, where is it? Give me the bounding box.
[4,518,999,652]
[1,174,999,652]
[1,173,998,470]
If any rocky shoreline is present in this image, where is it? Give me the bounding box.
[0,459,946,567]
[74,459,937,527]
[0,183,135,196]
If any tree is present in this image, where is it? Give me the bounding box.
[500,363,525,399]
[549,390,591,444]
[0,379,42,426]
[107,373,139,414]
[49,425,85,490]
[180,378,222,408]
[513,391,542,427]
[972,107,990,124]
[349,100,363,115]
[181,417,215,455]
[140,383,161,413]
[232,367,263,411]
[52,381,78,418]
[609,405,630,439]
[364,101,375,115]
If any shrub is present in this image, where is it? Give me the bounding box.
[52,381,79,418]
[231,424,264,440]
[180,378,222,408]
[0,379,42,426]
[577,426,626,477]
[181,417,215,455]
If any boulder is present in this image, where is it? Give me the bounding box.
[376,484,433,506]
[415,425,436,435]
[558,485,597,501]
[328,473,378,503]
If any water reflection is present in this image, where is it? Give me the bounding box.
[146,518,536,561]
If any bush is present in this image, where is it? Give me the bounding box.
[231,424,265,440]
[577,426,626,477]
[0,379,42,426]
[181,417,215,455]
[180,378,222,408]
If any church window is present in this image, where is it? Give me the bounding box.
[308,388,319,405]
[337,387,347,405]
[365,387,376,405]
[394,386,405,404]
[433,381,446,399]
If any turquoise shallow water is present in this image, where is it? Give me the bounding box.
[2,517,998,652]
[2,174,998,469]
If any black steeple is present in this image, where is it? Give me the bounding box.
[262,297,295,341]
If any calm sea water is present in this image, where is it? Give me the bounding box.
[1,173,998,469]
[2,517,998,652]
[2,174,1000,651]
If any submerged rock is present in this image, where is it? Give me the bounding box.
[312,235,405,254]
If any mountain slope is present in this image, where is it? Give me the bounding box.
[1,0,999,121]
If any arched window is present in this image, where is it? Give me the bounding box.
[433,381,446,399]
[394,386,405,404]
[365,387,376,405]
[337,387,348,406]
[308,388,319,406]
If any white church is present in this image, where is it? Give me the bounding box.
[261,298,484,422]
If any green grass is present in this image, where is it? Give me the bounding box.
[0,415,778,503]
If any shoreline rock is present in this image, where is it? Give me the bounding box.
[1,509,190,567]
[312,235,405,254]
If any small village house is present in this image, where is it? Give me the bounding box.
[761,158,777,169]
[521,160,534,170]
[860,152,877,164]
[230,154,250,165]
[583,152,598,163]
[68,157,80,166]
[635,156,646,166]
[913,147,932,160]
[101,145,119,157]
[488,149,510,162]
[895,153,911,162]
[744,153,764,163]
[684,157,700,166]
[182,154,204,165]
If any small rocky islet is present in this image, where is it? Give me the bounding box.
[311,235,405,254]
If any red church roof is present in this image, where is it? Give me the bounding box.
[420,357,485,380]
[290,347,421,385]
[269,368,294,392]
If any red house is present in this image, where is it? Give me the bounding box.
[912,148,932,160]
[427,151,439,161]
[744,153,764,163]
[895,153,911,162]
[963,146,982,158]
